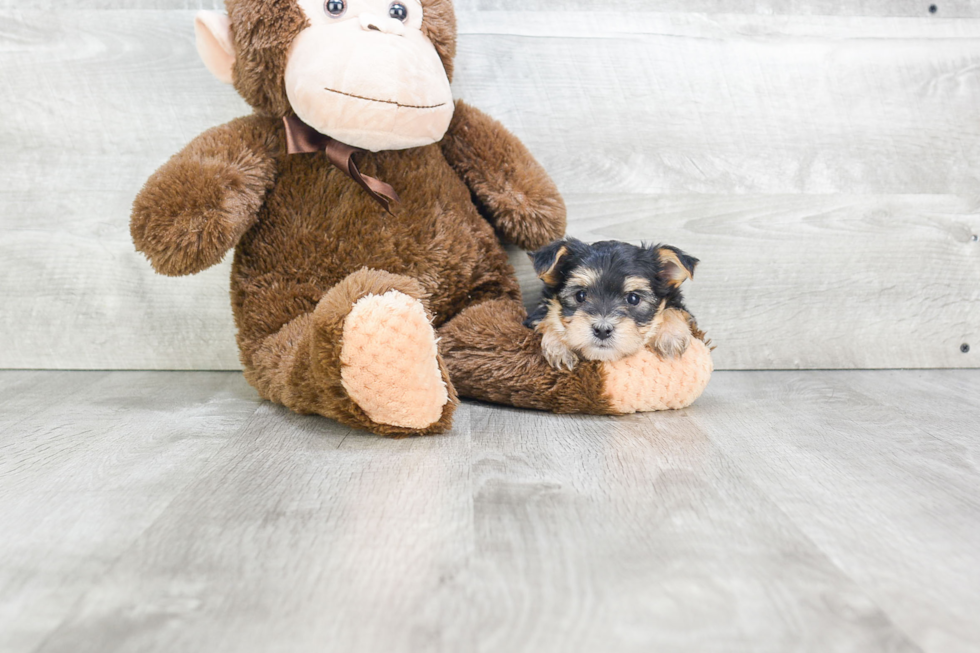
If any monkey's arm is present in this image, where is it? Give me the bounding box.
[440,100,566,251]
[130,115,280,276]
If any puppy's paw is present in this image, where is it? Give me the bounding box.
[650,308,693,359]
[541,330,580,370]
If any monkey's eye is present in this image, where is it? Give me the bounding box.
[389,2,408,21]
[324,0,346,17]
[575,290,587,303]
[626,292,641,306]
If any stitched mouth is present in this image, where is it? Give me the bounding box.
[324,87,447,110]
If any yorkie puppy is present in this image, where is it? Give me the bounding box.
[524,238,702,370]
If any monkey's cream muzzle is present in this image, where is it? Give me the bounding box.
[284,18,454,152]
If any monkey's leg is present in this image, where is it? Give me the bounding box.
[242,268,457,436]
[437,299,712,414]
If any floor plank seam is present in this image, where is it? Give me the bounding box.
[20,399,266,653]
[687,412,931,653]
[0,372,112,437]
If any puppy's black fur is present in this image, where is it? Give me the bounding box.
[525,238,700,367]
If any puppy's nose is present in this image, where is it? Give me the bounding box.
[593,324,614,340]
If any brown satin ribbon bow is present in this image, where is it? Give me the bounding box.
[282,115,401,214]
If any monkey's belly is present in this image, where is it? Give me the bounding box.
[231,150,517,335]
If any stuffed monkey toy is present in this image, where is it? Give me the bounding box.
[131,0,712,436]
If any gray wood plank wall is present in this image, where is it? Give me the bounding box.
[1,4,978,370]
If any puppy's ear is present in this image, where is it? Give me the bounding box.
[531,239,573,288]
[655,245,699,288]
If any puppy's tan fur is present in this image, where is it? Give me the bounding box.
[538,299,577,370]
[649,308,694,358]
[538,291,695,370]
[623,276,652,293]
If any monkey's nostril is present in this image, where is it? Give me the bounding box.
[367,23,381,31]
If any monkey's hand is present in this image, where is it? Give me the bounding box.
[440,100,566,252]
[130,115,280,276]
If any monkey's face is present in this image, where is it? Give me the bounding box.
[195,0,456,152]
[285,0,454,151]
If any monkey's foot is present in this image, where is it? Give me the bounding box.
[602,338,713,413]
[340,290,450,430]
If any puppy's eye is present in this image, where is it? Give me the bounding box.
[575,290,587,303]
[389,2,408,20]
[324,0,346,16]
[626,292,641,306]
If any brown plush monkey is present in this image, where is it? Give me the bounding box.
[131,0,712,436]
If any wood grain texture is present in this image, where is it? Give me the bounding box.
[689,370,980,653]
[28,391,475,653]
[454,1,980,17]
[7,2,979,17]
[0,371,261,653]
[452,405,921,652]
[1,10,979,369]
[0,10,248,370]
[2,370,979,652]
[455,12,980,196]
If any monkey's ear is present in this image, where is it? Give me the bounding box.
[195,11,236,84]
[655,245,699,288]
[531,240,573,288]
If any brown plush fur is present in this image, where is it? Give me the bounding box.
[419,0,457,82]
[441,103,566,251]
[438,299,614,414]
[246,267,458,436]
[131,116,280,276]
[226,0,309,118]
[131,0,628,435]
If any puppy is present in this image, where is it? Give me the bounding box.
[524,238,701,370]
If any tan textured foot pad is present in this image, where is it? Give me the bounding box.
[340,290,449,429]
[603,339,714,413]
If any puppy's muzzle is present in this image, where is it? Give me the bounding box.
[592,322,614,341]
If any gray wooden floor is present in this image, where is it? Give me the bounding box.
[0,370,978,653]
